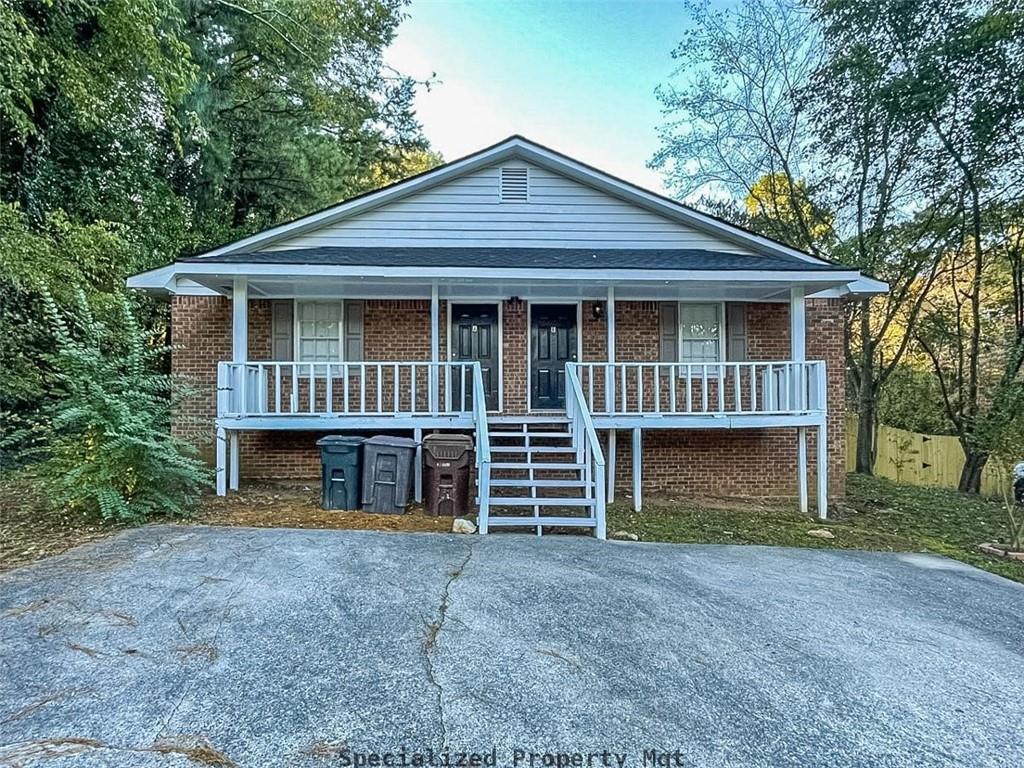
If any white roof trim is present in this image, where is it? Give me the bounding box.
[192,136,831,265]
[128,260,863,288]
[808,276,889,297]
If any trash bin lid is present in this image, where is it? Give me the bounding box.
[423,433,474,447]
[364,435,419,448]
[316,435,367,447]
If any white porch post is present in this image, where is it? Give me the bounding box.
[215,427,227,496]
[606,286,616,412]
[430,282,439,414]
[790,285,806,360]
[607,285,616,501]
[414,427,423,503]
[607,430,616,504]
[228,277,247,494]
[797,428,808,514]
[791,285,808,513]
[232,277,248,362]
[632,427,642,512]
[229,432,240,491]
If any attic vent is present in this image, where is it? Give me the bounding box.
[499,166,529,203]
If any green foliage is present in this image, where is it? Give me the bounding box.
[0,203,139,458]
[33,290,209,521]
[170,0,426,234]
[0,0,429,480]
[875,364,956,435]
[654,0,1024,486]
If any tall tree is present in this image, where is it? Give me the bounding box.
[169,0,426,242]
[1,0,430,465]
[652,0,825,254]
[822,0,1024,491]
[652,0,947,476]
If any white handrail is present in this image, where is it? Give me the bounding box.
[470,362,492,534]
[217,361,476,419]
[569,360,826,417]
[566,364,607,540]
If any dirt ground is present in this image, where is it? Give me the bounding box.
[0,474,126,573]
[195,481,458,533]
[1,477,459,574]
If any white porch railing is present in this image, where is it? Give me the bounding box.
[471,363,493,534]
[568,361,827,417]
[216,361,481,419]
[565,364,607,539]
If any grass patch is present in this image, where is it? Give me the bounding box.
[608,473,1024,584]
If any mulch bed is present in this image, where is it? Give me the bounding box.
[0,474,126,573]
[195,482,456,533]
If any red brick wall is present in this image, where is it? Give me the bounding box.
[170,295,846,499]
[599,298,845,499]
[170,296,230,452]
[502,300,528,414]
[365,300,432,360]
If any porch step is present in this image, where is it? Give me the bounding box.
[480,416,600,537]
[487,497,595,507]
[488,478,589,488]
[490,445,575,454]
[487,416,570,425]
[490,461,586,470]
[487,516,597,528]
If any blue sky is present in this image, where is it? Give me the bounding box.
[386,0,710,193]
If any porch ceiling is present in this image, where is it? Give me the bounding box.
[174,274,857,302]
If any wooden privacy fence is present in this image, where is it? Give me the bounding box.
[845,416,1002,497]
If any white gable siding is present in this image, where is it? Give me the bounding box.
[263,162,756,253]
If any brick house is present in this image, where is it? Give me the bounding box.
[129,136,886,538]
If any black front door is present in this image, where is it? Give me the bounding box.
[531,304,578,410]
[450,304,499,411]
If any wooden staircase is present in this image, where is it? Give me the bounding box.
[479,417,601,535]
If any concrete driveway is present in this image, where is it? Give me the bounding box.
[1,526,1022,768]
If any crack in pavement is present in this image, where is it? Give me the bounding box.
[422,541,475,751]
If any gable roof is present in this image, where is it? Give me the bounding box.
[186,246,847,272]
[191,135,832,266]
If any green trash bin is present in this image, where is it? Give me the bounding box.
[317,436,365,510]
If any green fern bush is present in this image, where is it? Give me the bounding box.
[36,290,210,521]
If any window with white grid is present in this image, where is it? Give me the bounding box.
[296,301,342,362]
[679,303,723,363]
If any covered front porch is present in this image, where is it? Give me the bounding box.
[159,263,848,531]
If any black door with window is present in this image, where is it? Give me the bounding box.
[531,304,577,410]
[450,304,499,411]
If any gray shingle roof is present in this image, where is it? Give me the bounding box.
[181,247,848,271]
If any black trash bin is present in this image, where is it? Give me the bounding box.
[423,434,474,517]
[361,435,418,514]
[317,436,365,510]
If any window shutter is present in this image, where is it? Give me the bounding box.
[271,300,293,361]
[659,303,678,362]
[345,300,364,361]
[726,303,747,361]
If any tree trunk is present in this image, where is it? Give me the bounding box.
[855,298,876,474]
[855,393,877,475]
[958,449,987,494]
